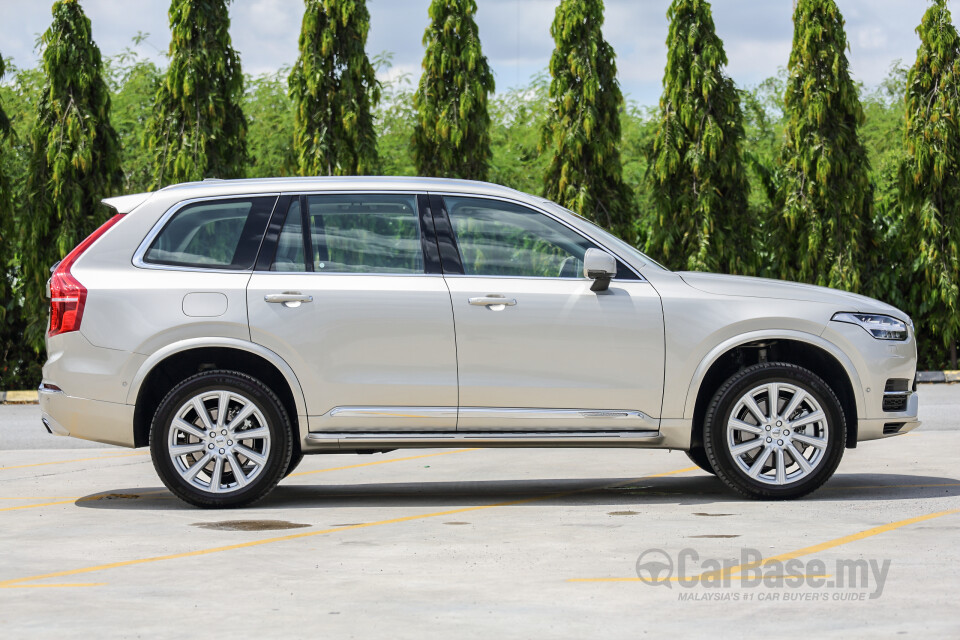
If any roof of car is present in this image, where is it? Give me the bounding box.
[104,176,541,214]
[161,176,526,197]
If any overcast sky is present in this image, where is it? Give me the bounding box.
[0,0,934,106]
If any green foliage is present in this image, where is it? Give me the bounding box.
[646,0,753,274]
[777,0,873,292]
[21,0,123,351]
[488,73,551,195]
[413,0,495,180]
[901,0,960,360]
[0,63,45,387]
[376,82,418,177]
[146,0,247,187]
[289,0,380,176]
[0,55,10,138]
[0,52,17,382]
[244,69,295,178]
[106,43,163,193]
[541,0,635,240]
[620,103,659,245]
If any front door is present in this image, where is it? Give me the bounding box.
[247,193,458,431]
[437,195,665,431]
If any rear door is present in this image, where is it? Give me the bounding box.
[434,195,665,432]
[247,193,458,431]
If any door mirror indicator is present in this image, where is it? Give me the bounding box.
[584,248,616,292]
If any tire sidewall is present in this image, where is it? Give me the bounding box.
[704,363,846,500]
[149,370,292,508]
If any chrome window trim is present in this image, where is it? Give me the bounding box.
[270,191,427,276]
[258,271,442,278]
[133,189,646,281]
[440,273,652,284]
[132,192,281,273]
[427,190,647,282]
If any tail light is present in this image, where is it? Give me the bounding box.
[48,213,124,337]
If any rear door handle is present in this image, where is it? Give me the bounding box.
[468,295,517,307]
[265,292,313,307]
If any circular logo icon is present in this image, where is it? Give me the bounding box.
[635,549,674,588]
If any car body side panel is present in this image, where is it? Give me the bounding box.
[123,336,311,444]
[247,273,459,431]
[644,271,847,420]
[642,270,919,443]
[445,277,665,429]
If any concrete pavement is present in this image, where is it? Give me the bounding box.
[0,385,958,638]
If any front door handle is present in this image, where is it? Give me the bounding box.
[468,295,517,308]
[265,292,313,307]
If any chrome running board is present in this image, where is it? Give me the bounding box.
[303,430,663,451]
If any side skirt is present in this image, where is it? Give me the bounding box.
[303,430,664,451]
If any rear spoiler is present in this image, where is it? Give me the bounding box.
[101,192,152,214]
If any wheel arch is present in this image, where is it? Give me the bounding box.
[685,331,863,450]
[128,338,307,448]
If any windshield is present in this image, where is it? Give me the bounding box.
[537,200,670,272]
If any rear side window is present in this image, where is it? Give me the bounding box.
[271,194,423,274]
[144,196,277,269]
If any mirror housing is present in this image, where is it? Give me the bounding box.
[583,248,616,292]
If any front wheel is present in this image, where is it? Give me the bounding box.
[149,370,292,508]
[685,446,715,475]
[703,362,846,500]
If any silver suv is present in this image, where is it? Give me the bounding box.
[40,177,920,507]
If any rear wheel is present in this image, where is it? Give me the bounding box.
[703,362,846,500]
[149,370,292,508]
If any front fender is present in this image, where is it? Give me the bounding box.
[681,329,865,421]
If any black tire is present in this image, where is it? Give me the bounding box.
[703,362,846,500]
[284,450,304,478]
[149,370,293,508]
[685,446,716,475]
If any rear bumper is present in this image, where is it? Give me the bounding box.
[39,387,136,448]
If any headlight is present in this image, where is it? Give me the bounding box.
[832,313,908,340]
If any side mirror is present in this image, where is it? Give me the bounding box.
[583,248,616,292]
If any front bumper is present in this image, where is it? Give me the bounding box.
[39,386,136,448]
[856,390,920,442]
[821,319,920,443]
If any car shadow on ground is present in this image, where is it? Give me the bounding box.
[72,472,960,511]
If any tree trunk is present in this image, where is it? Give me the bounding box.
[950,340,958,371]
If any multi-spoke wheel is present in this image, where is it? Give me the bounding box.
[703,362,845,500]
[150,370,292,508]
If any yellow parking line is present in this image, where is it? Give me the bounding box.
[0,499,77,513]
[0,451,480,514]
[0,464,698,588]
[0,452,147,471]
[569,507,960,583]
[640,466,697,477]
[0,583,106,589]
[289,448,480,477]
[0,497,82,500]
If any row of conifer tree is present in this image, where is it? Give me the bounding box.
[0,0,958,386]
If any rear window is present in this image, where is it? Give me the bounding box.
[144,196,277,269]
[271,194,423,274]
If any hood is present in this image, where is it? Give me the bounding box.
[677,271,906,319]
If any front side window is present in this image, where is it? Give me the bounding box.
[444,196,600,278]
[144,196,276,269]
[271,194,424,274]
